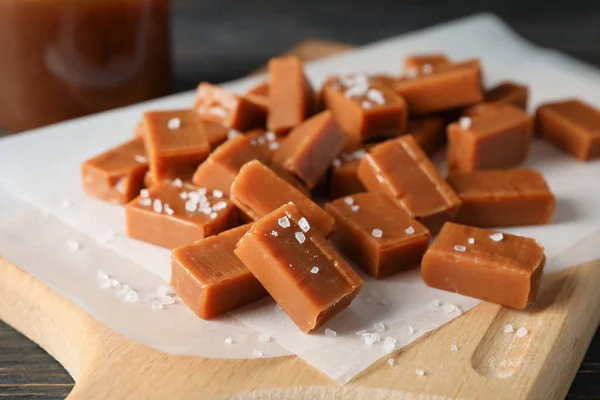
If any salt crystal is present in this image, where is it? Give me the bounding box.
[227,129,240,140]
[353,149,367,159]
[364,336,375,346]
[383,337,397,352]
[407,326,414,335]
[257,137,266,145]
[325,328,337,338]
[140,198,152,207]
[108,279,120,288]
[274,304,283,311]
[295,231,306,244]
[152,199,163,213]
[422,63,433,74]
[355,329,367,337]
[468,237,475,244]
[454,245,466,252]
[374,322,386,332]
[168,118,181,130]
[310,266,319,274]
[298,217,310,232]
[268,142,279,151]
[332,158,342,168]
[504,324,514,333]
[451,344,458,351]
[115,179,126,194]
[123,290,138,303]
[516,327,528,337]
[405,226,415,235]
[490,233,504,242]
[157,285,173,297]
[160,296,175,305]
[430,299,440,308]
[210,212,218,220]
[173,178,183,187]
[180,192,188,200]
[344,197,354,205]
[362,101,373,109]
[97,270,109,281]
[62,199,71,208]
[370,333,381,342]
[387,359,395,366]
[185,200,197,212]
[151,300,164,310]
[252,349,263,358]
[265,131,276,142]
[270,230,278,237]
[367,88,385,105]
[459,116,472,130]
[224,337,233,344]
[140,189,150,198]
[258,333,271,342]
[134,155,147,163]
[405,68,418,78]
[67,240,80,251]
[198,187,207,195]
[212,201,228,211]
[278,216,290,228]
[372,229,383,238]
[164,204,174,216]
[208,107,227,118]
[212,189,224,198]
[415,369,425,376]
[351,205,360,212]
[443,303,457,313]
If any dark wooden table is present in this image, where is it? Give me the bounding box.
[1,1,600,398]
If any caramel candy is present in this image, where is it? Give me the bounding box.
[135,119,228,150]
[394,59,483,115]
[143,110,210,182]
[235,202,363,333]
[81,138,148,204]
[231,160,334,236]
[326,193,431,278]
[485,81,528,110]
[406,116,446,155]
[133,121,145,138]
[125,181,238,248]
[403,54,451,75]
[192,135,270,196]
[244,81,269,113]
[421,222,545,309]
[273,110,345,189]
[322,74,408,146]
[330,148,369,198]
[171,224,267,319]
[268,57,315,135]
[447,104,533,172]
[535,99,600,161]
[194,82,266,130]
[358,135,461,233]
[447,168,556,227]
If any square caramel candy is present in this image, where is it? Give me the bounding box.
[326,193,431,279]
[447,104,533,172]
[81,138,148,204]
[421,222,545,309]
[192,134,270,196]
[322,74,408,146]
[394,59,483,115]
[234,202,363,333]
[330,147,370,199]
[230,160,334,236]
[268,56,315,135]
[244,81,269,114]
[535,99,600,161]
[403,53,451,76]
[447,168,556,227]
[125,181,238,249]
[406,116,446,156]
[194,82,266,131]
[171,224,267,319]
[135,118,228,150]
[485,81,528,110]
[358,135,461,233]
[273,110,346,189]
[143,110,210,182]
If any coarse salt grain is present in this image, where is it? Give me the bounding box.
[157,285,173,297]
[444,303,457,313]
[252,349,263,358]
[459,116,472,130]
[468,237,475,244]
[405,226,415,235]
[140,189,150,198]
[210,212,218,220]
[374,322,386,332]
[387,359,395,366]
[451,344,458,351]
[180,192,188,200]
[134,155,147,163]
[185,200,197,212]
[325,328,337,338]
[454,245,466,252]
[212,189,224,198]
[332,158,342,168]
[298,217,310,232]
[383,337,397,352]
[265,131,276,141]
[151,300,164,310]
[268,142,280,151]
[160,296,175,305]
[208,107,227,118]
[407,326,414,335]
[372,229,383,238]
[430,299,440,308]
[367,88,385,105]
[516,327,528,337]
[97,270,109,281]
[295,231,306,244]
[173,178,183,187]
[258,333,271,342]
[344,196,354,205]
[351,205,360,212]
[278,216,290,228]
[355,329,367,337]
[164,204,174,216]
[168,117,181,130]
[123,290,139,303]
[415,369,425,377]
[108,279,120,288]
[153,199,163,213]
[224,337,233,344]
[504,324,514,333]
[310,266,319,274]
[270,230,278,237]
[227,129,239,140]
[362,101,373,109]
[67,240,80,251]
[422,63,433,74]
[405,68,418,78]
[140,198,152,207]
[490,233,504,242]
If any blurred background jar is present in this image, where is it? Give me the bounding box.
[0,0,172,133]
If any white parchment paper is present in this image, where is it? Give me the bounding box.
[0,14,599,383]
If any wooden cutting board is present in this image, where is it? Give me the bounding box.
[1,40,600,400]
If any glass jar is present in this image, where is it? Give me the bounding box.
[0,0,172,132]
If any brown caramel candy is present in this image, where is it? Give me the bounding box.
[406,116,446,155]
[125,181,238,249]
[244,81,269,113]
[171,224,267,319]
[422,222,545,309]
[231,160,334,236]
[447,169,555,227]
[268,57,315,135]
[194,82,265,130]
[448,104,533,172]
[133,121,145,138]
[143,110,210,182]
[403,54,451,75]
[192,135,270,196]
[535,99,600,161]
[235,202,363,333]
[135,119,228,150]
[81,138,148,204]
[394,59,483,115]
[322,74,408,146]
[326,193,431,278]
[485,81,528,110]
[358,135,461,233]
[330,148,369,198]
[273,110,345,189]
